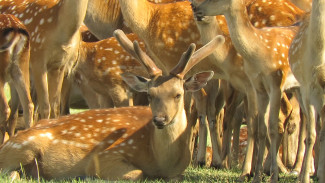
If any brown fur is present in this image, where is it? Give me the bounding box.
[0,14,34,144]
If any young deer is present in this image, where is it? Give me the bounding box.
[289,0,325,181]
[0,30,225,181]
[192,0,301,182]
[0,14,34,144]
[0,0,89,119]
[72,33,148,108]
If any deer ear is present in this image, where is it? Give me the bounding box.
[121,73,149,92]
[184,71,214,92]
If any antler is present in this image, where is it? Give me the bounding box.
[114,29,163,78]
[170,35,225,79]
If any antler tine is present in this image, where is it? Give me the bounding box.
[170,43,196,78]
[133,41,163,77]
[113,29,141,61]
[170,35,225,79]
[114,29,162,77]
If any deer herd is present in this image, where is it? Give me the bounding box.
[0,0,323,182]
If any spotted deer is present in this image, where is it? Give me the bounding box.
[0,0,89,119]
[192,0,302,182]
[0,14,34,144]
[84,0,183,40]
[71,33,149,109]
[190,0,304,172]
[289,0,325,181]
[117,0,306,170]
[0,30,225,181]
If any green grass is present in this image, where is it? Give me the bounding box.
[0,166,318,182]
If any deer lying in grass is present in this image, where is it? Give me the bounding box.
[0,14,34,144]
[0,30,225,181]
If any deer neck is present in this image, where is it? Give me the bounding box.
[308,0,325,65]
[196,17,230,65]
[223,0,262,60]
[150,107,191,175]
[56,0,89,42]
[118,0,152,37]
[85,0,123,39]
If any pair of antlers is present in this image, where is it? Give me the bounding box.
[113,29,224,79]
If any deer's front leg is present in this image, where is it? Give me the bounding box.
[31,61,50,119]
[87,154,143,181]
[47,66,66,118]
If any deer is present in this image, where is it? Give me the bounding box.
[0,29,225,181]
[192,0,302,182]
[71,33,149,109]
[0,0,89,119]
[288,0,325,181]
[116,0,307,171]
[0,14,34,144]
[190,0,304,172]
[60,30,150,116]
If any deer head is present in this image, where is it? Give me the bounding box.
[115,29,225,129]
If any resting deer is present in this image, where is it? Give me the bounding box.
[0,30,225,181]
[192,0,301,182]
[0,0,89,119]
[288,0,325,181]
[0,14,34,144]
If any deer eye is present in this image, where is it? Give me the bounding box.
[175,94,181,99]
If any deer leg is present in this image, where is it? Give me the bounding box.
[238,88,257,181]
[231,103,244,167]
[251,92,269,183]
[298,89,316,183]
[207,80,224,169]
[222,90,244,168]
[318,105,325,183]
[31,61,49,119]
[7,83,19,136]
[193,89,208,167]
[47,66,66,118]
[291,91,306,175]
[98,95,114,108]
[8,63,34,129]
[87,155,143,181]
[266,87,282,183]
[60,75,72,115]
[76,80,101,109]
[0,81,9,144]
[109,85,129,107]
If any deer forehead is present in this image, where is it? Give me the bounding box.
[149,76,184,93]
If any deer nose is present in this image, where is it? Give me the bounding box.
[153,116,167,128]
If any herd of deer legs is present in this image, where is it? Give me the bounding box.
[0,0,323,182]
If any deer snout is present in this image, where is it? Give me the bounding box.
[153,116,168,129]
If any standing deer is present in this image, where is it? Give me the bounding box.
[192,0,301,182]
[0,14,34,143]
[190,0,303,175]
[0,0,89,119]
[0,30,225,181]
[288,0,325,181]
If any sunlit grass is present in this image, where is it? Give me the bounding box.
[0,166,318,182]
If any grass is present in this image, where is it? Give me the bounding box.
[0,166,316,183]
